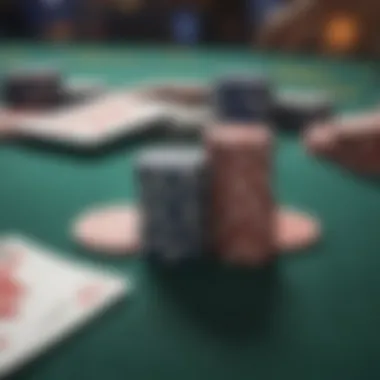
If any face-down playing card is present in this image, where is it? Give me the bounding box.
[136,80,212,132]
[13,91,168,147]
[0,235,130,378]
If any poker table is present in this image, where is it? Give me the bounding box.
[1,44,380,380]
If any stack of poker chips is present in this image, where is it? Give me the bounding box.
[212,75,273,123]
[135,125,275,266]
[134,75,277,265]
[134,73,335,265]
[3,68,64,110]
[209,75,274,264]
[205,125,275,266]
[304,112,380,174]
[136,148,207,263]
[212,74,334,131]
[273,91,333,131]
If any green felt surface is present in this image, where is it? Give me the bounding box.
[1,45,380,380]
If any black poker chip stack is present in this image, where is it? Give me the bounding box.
[273,91,334,131]
[2,68,64,110]
[212,74,274,123]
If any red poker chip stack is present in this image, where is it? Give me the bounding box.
[204,124,275,266]
[305,112,380,175]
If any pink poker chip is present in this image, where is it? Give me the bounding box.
[304,124,337,155]
[275,208,321,253]
[72,204,141,255]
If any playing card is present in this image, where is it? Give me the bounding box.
[136,80,212,131]
[62,77,107,105]
[13,91,168,147]
[0,235,130,378]
[166,105,212,132]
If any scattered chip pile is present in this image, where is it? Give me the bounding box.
[304,111,380,174]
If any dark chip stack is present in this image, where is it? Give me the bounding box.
[273,91,333,131]
[3,68,64,110]
[212,75,273,123]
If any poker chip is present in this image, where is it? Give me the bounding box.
[205,124,275,266]
[135,147,207,263]
[3,67,64,110]
[304,111,380,175]
[212,74,273,122]
[304,123,338,156]
[276,208,321,252]
[72,204,141,255]
[334,112,380,137]
[274,90,333,132]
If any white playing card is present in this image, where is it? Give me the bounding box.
[166,105,212,131]
[13,91,168,147]
[64,76,106,95]
[136,79,212,131]
[0,235,131,379]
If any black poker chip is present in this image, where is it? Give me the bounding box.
[2,67,64,110]
[212,74,274,123]
[273,90,334,132]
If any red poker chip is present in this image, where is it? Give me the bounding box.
[72,203,141,255]
[205,124,275,265]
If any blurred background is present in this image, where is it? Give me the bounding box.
[0,0,379,58]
